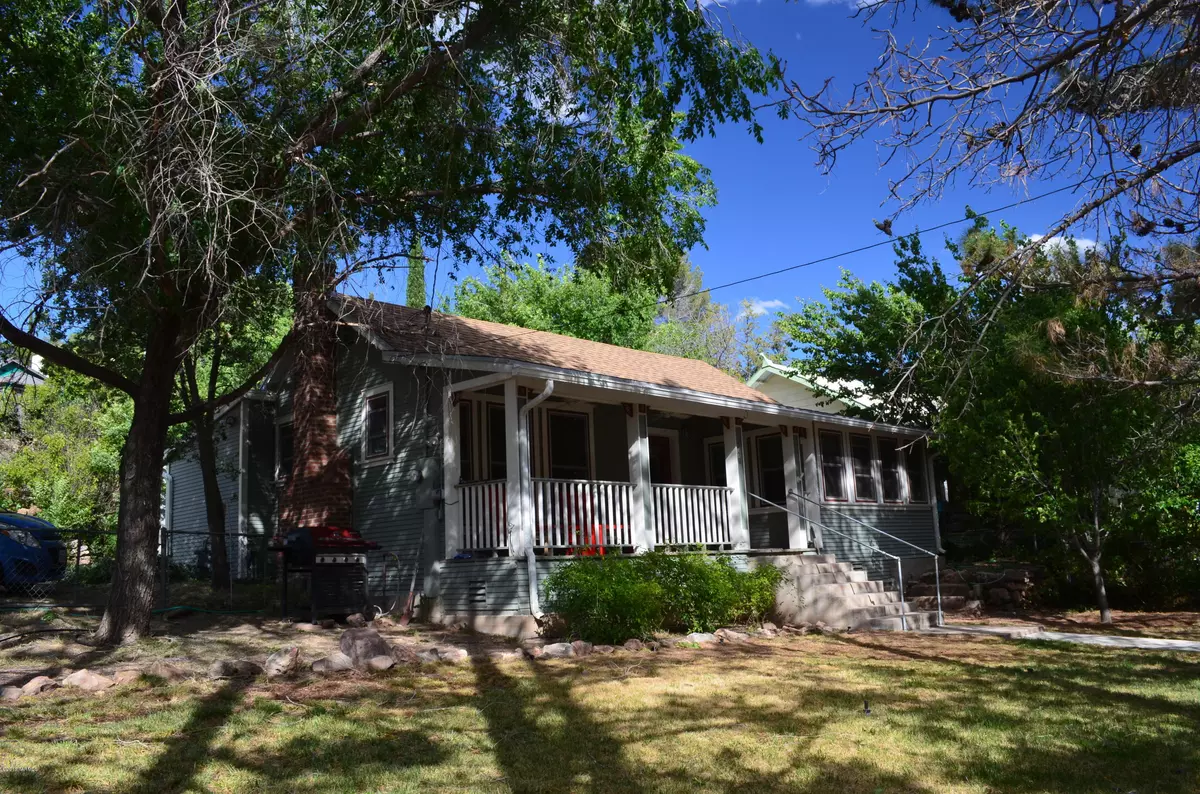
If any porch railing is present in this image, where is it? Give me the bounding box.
[532,478,634,550]
[652,483,732,548]
[459,480,508,552]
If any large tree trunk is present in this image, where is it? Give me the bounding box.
[1088,553,1113,625]
[95,321,183,645]
[194,414,231,591]
[1078,484,1113,625]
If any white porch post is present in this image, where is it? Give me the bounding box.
[723,417,750,550]
[504,378,523,556]
[782,425,806,550]
[442,388,462,558]
[801,421,823,550]
[626,403,652,551]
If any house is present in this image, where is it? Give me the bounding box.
[746,357,875,414]
[0,358,45,395]
[166,295,943,635]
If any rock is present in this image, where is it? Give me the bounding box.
[339,628,392,668]
[21,675,59,696]
[622,639,644,652]
[62,669,115,692]
[207,660,263,680]
[523,646,544,659]
[366,655,396,671]
[265,647,301,679]
[761,621,778,632]
[373,615,398,629]
[144,662,188,683]
[811,621,828,635]
[645,640,661,651]
[988,587,1012,605]
[311,651,355,674]
[437,647,470,664]
[961,599,984,616]
[519,638,547,651]
[345,613,368,628]
[416,649,441,663]
[319,619,337,629]
[570,640,593,657]
[782,625,810,636]
[540,642,574,659]
[293,622,319,632]
[487,648,525,662]
[685,632,718,645]
[2,686,22,701]
[389,645,421,665]
[112,670,142,686]
[715,628,750,643]
[593,645,617,655]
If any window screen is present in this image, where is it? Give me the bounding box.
[905,442,929,503]
[707,441,727,487]
[277,422,294,480]
[755,434,786,506]
[487,402,507,479]
[548,410,590,480]
[849,434,876,502]
[365,393,389,458]
[878,437,903,502]
[819,430,846,501]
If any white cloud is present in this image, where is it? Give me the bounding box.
[742,298,789,318]
[1029,234,1100,254]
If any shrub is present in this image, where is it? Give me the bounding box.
[542,549,784,643]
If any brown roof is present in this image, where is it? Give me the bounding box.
[335,294,778,405]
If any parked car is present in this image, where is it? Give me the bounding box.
[0,513,68,592]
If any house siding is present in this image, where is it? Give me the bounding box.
[166,415,240,573]
[817,504,937,582]
[749,510,788,549]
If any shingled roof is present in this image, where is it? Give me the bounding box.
[334,294,778,405]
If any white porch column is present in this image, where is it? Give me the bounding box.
[781,425,806,550]
[800,422,824,550]
[504,378,523,556]
[442,389,462,558]
[626,403,652,551]
[723,417,750,550]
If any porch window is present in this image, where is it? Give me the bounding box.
[487,402,507,479]
[548,410,590,480]
[276,420,294,481]
[754,434,786,507]
[458,400,474,482]
[818,430,847,501]
[878,437,903,503]
[363,386,392,461]
[849,434,877,502]
[905,442,929,503]
[706,440,727,487]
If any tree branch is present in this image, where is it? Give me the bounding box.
[167,329,295,424]
[0,312,138,395]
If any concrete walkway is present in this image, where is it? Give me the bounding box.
[924,623,1200,652]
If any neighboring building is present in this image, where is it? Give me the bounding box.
[746,357,874,414]
[166,295,941,634]
[0,359,45,395]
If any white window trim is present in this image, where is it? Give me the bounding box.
[816,428,850,503]
[542,404,597,481]
[274,412,294,482]
[460,391,598,481]
[703,435,726,487]
[647,427,681,485]
[848,433,879,504]
[814,424,929,508]
[362,383,394,467]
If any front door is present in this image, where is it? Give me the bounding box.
[648,434,675,484]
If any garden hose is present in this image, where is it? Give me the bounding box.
[367,552,403,618]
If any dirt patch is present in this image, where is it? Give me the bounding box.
[950,608,1200,642]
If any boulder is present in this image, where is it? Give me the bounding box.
[570,640,593,657]
[265,647,302,679]
[988,587,1012,605]
[487,648,525,662]
[319,619,337,629]
[339,628,392,668]
[593,645,617,655]
[207,659,263,680]
[366,655,396,672]
[761,621,778,632]
[62,669,115,692]
[523,646,545,660]
[312,651,355,674]
[293,622,319,633]
[437,647,471,664]
[21,675,59,696]
[144,662,188,683]
[112,670,142,686]
[2,686,22,702]
[645,640,661,652]
[389,645,422,665]
[345,613,368,628]
[685,632,718,646]
[622,639,644,652]
[541,642,574,659]
[373,615,398,629]
[416,649,442,664]
[715,628,750,643]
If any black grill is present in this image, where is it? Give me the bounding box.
[270,527,379,621]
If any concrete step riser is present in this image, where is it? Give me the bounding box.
[863,611,939,631]
[791,570,868,587]
[802,580,887,598]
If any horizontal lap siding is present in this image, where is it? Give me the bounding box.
[167,416,239,571]
[818,504,936,581]
[749,511,788,549]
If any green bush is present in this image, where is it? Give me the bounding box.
[542,550,784,643]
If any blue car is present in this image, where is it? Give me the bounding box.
[0,513,68,592]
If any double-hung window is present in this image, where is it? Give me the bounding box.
[878,437,904,503]
[548,410,590,480]
[849,434,877,502]
[818,430,847,501]
[363,386,392,462]
[905,441,929,503]
[487,402,507,479]
[754,434,786,506]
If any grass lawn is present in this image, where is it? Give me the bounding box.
[1,630,1198,793]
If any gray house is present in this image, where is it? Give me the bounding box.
[166,295,942,635]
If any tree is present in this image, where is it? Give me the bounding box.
[1,2,778,642]
[451,259,658,347]
[405,242,427,309]
[785,0,1200,385]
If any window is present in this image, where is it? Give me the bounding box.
[849,434,877,502]
[649,434,675,484]
[755,434,786,506]
[548,410,590,480]
[487,402,507,479]
[276,420,294,481]
[458,400,474,482]
[706,440,727,487]
[878,438,903,503]
[819,430,847,501]
[364,388,391,460]
[905,442,929,503]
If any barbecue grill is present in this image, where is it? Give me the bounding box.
[270,526,379,621]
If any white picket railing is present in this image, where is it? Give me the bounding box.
[532,478,634,551]
[459,480,509,551]
[652,483,732,547]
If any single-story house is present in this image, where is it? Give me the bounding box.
[165,295,942,634]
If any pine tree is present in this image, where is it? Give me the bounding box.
[405,242,426,308]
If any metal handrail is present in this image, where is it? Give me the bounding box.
[789,489,943,627]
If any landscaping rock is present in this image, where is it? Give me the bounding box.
[339,628,392,668]
[541,642,574,659]
[570,640,593,657]
[144,662,188,683]
[437,647,470,664]
[988,587,1012,605]
[319,619,337,629]
[961,599,984,616]
[345,613,368,628]
[366,655,396,672]
[21,676,58,696]
[416,648,442,663]
[523,646,545,659]
[622,639,644,652]
[487,648,525,662]
[293,622,319,632]
[593,645,617,654]
[373,615,399,629]
[312,651,355,674]
[265,647,302,679]
[62,669,115,692]
[112,670,142,686]
[207,660,263,680]
[715,628,750,643]
[1,686,22,702]
[645,640,661,651]
[685,632,718,646]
